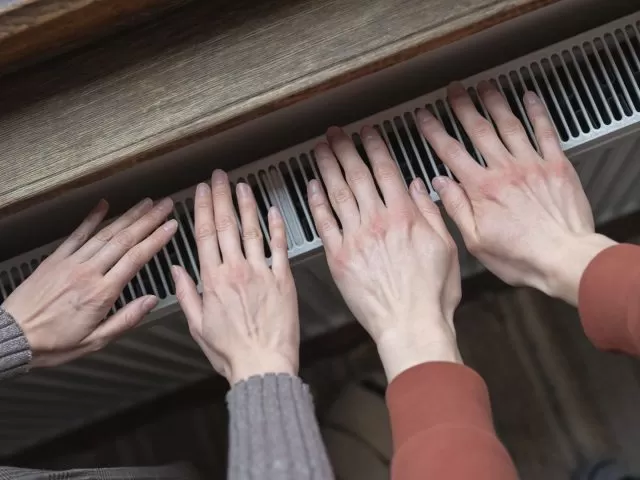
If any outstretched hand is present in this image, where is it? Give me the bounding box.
[418,82,616,305]
[2,198,177,366]
[308,126,462,382]
[172,171,299,385]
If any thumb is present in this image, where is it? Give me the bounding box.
[432,176,476,240]
[171,265,204,334]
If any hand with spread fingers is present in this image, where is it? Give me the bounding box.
[308,126,462,382]
[2,198,177,367]
[172,170,299,385]
[417,82,617,306]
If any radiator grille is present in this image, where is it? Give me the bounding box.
[2,16,640,311]
[2,11,640,457]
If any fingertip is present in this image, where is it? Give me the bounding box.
[447,81,466,98]
[163,218,178,232]
[326,125,343,138]
[307,179,324,201]
[142,295,158,312]
[410,178,428,194]
[212,169,228,184]
[432,176,451,194]
[196,182,210,197]
[171,265,182,280]
[268,206,282,222]
[523,91,541,106]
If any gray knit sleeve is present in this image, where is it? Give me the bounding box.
[0,307,32,380]
[226,373,334,480]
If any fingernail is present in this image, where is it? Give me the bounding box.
[164,219,178,231]
[308,179,320,195]
[157,197,173,210]
[196,183,209,197]
[416,109,434,124]
[268,206,280,220]
[448,82,466,97]
[212,170,227,184]
[524,91,539,105]
[326,126,342,138]
[237,182,250,197]
[143,296,158,311]
[477,80,492,93]
[315,142,332,160]
[361,125,376,140]
[170,265,181,279]
[432,176,449,193]
[96,198,108,210]
[137,197,153,210]
[412,178,427,193]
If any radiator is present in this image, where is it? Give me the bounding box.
[1,10,640,457]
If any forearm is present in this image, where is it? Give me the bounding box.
[226,373,334,480]
[0,307,32,380]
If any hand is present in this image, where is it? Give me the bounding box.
[172,170,299,385]
[2,198,177,367]
[308,126,462,382]
[417,81,616,306]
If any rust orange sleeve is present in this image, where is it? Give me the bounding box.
[579,244,640,356]
[386,362,518,480]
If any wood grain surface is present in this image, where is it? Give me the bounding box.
[0,0,187,71]
[0,0,556,216]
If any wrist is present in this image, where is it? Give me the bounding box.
[228,351,298,385]
[542,233,617,306]
[376,319,462,383]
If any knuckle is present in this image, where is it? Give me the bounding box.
[69,229,89,245]
[536,125,559,144]
[124,247,144,269]
[331,187,354,205]
[95,227,113,243]
[114,230,135,249]
[501,117,526,137]
[242,227,263,242]
[215,215,236,232]
[442,140,466,161]
[316,218,336,234]
[212,185,229,199]
[373,163,398,181]
[468,118,494,139]
[195,223,216,240]
[346,167,370,185]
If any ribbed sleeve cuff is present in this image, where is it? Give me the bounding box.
[226,374,333,480]
[0,307,32,379]
[578,244,640,355]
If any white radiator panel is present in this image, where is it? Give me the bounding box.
[1,11,640,457]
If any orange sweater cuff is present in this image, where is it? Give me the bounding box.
[386,362,494,449]
[578,243,640,355]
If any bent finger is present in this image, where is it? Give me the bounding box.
[171,265,204,334]
[307,179,342,254]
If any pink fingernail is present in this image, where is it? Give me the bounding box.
[237,182,250,197]
[524,91,540,105]
[326,126,343,138]
[308,180,320,195]
[361,125,376,140]
[412,178,427,193]
[416,109,434,123]
[164,219,178,231]
[212,170,227,184]
[448,82,466,97]
[196,183,209,197]
[432,176,449,192]
[268,206,280,220]
[170,265,181,279]
[143,296,158,310]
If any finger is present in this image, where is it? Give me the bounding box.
[307,179,342,254]
[361,125,410,210]
[432,176,477,242]
[447,82,512,168]
[327,126,383,216]
[409,179,449,240]
[478,81,537,160]
[84,295,158,344]
[104,219,178,288]
[194,182,221,274]
[171,265,204,334]
[523,91,564,160]
[416,108,485,186]
[236,182,266,266]
[90,197,174,272]
[315,142,360,232]
[53,199,109,260]
[74,197,153,262]
[268,207,291,281]
[211,170,243,264]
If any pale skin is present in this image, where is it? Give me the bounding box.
[308,126,463,382]
[418,81,616,306]
[2,197,177,366]
[172,170,298,385]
